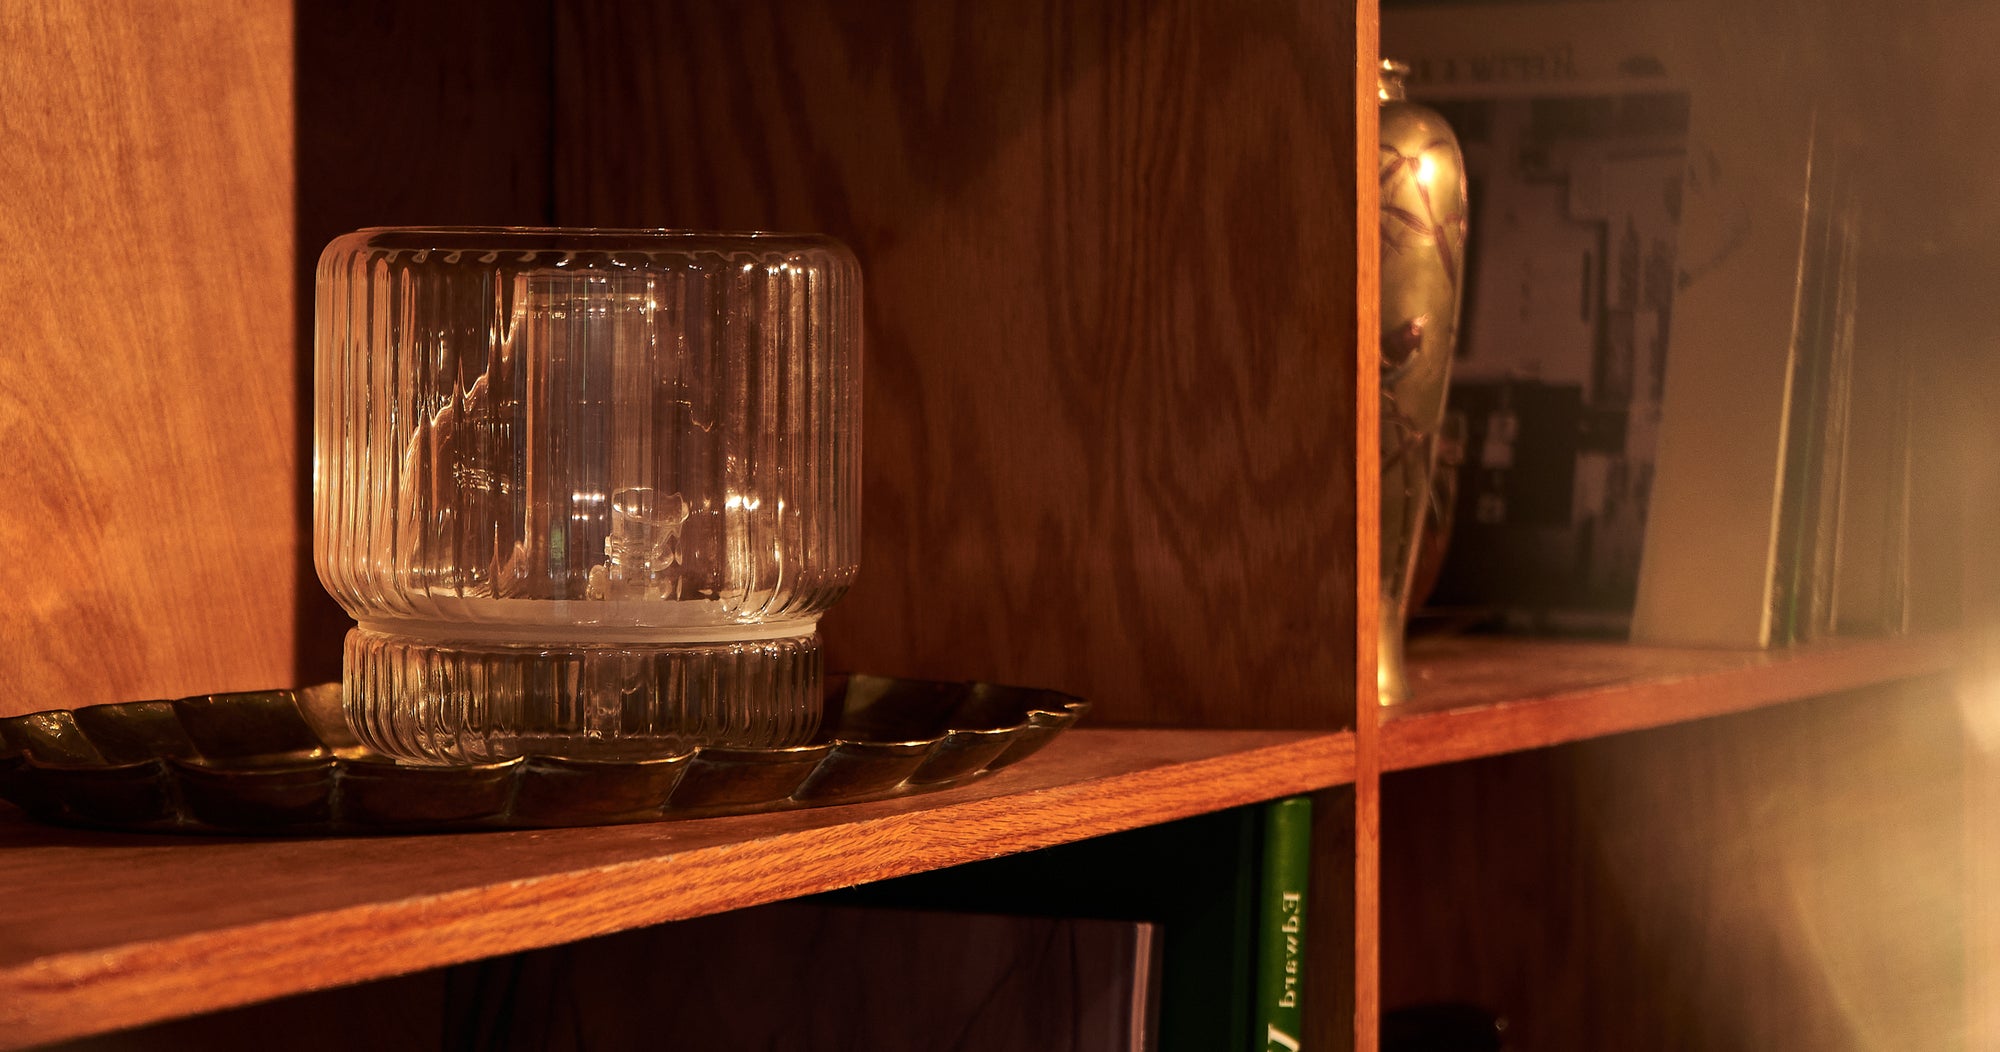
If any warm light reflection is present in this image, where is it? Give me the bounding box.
[1960,621,2000,754]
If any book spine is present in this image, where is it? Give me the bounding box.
[1256,796,1313,1051]
[1770,113,1841,644]
[1802,171,1861,639]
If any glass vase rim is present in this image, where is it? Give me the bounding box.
[328,225,855,256]
[1379,58,1411,101]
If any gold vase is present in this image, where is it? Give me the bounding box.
[1377,60,1468,705]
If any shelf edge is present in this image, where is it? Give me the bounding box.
[0,729,1354,1048]
[1381,633,1962,771]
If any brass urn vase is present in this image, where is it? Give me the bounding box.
[1377,60,1468,705]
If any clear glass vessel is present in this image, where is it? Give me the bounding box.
[315,228,862,763]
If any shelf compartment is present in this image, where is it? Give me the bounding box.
[0,726,1352,1048]
[1384,632,1963,771]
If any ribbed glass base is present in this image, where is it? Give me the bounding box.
[343,627,822,764]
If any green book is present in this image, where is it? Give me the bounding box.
[826,797,1317,1052]
[1256,796,1313,1051]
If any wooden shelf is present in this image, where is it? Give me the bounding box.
[1382,632,1963,771]
[0,727,1352,1049]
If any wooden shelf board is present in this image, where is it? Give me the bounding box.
[1383,632,1962,771]
[0,726,1352,1048]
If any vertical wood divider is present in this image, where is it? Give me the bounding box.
[1351,2,1384,1050]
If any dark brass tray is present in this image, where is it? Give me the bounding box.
[0,676,1086,834]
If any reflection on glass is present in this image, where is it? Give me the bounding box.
[315,228,862,763]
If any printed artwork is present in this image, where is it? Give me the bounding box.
[1422,90,1692,634]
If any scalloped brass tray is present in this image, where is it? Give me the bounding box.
[0,676,1086,834]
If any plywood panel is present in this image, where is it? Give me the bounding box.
[0,2,296,713]
[552,0,1361,730]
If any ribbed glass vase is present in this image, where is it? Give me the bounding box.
[314,228,862,763]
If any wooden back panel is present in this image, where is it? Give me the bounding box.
[2,0,1361,732]
[293,0,556,682]
[0,2,297,713]
[554,0,1362,729]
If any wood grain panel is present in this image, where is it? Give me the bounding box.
[1353,1,1383,1047]
[0,2,296,714]
[1381,683,1968,1050]
[552,0,1361,731]
[0,726,1353,1046]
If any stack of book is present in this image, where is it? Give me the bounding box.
[1763,127,1914,644]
